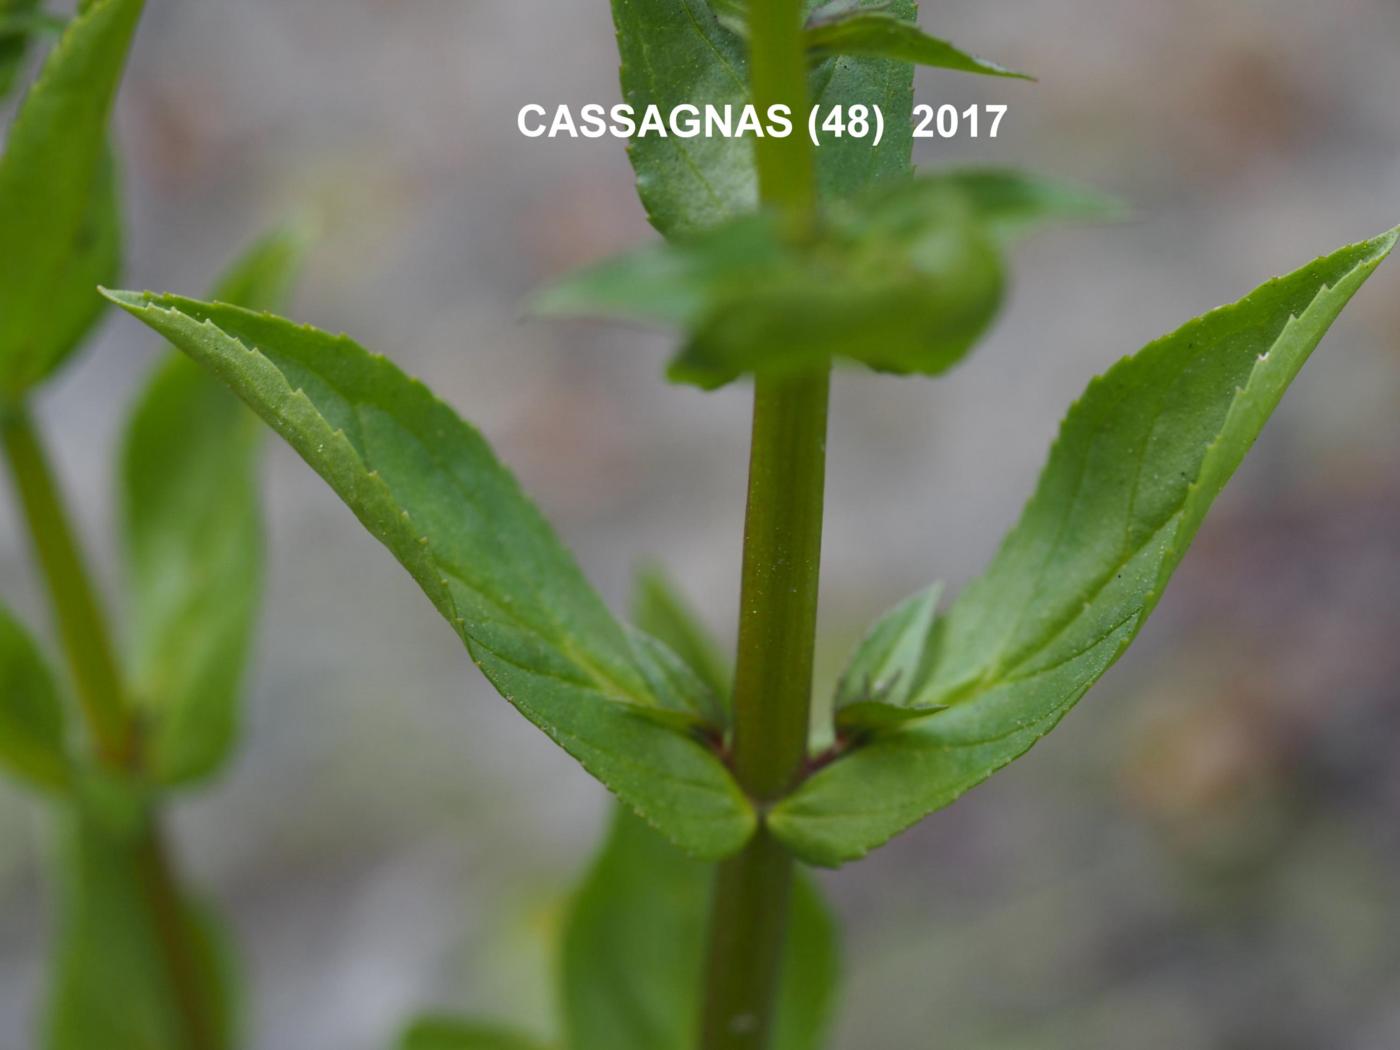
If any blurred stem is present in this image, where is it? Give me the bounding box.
[0,405,130,762]
[135,816,222,1050]
[1,403,219,1050]
[701,2,826,1048]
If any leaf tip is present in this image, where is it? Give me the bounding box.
[98,287,153,312]
[1373,224,1400,259]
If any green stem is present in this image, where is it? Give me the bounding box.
[701,2,826,1046]
[699,829,798,1050]
[135,816,222,1050]
[1,403,220,1050]
[1,405,130,762]
[729,372,830,799]
[748,0,817,228]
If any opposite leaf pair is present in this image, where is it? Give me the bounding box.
[534,169,1118,388]
[105,222,1397,874]
[399,576,836,1050]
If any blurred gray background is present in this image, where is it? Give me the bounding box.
[2,0,1399,1047]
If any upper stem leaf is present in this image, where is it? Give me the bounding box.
[101,291,756,860]
[772,227,1398,867]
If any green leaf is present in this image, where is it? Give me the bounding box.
[805,9,1030,80]
[536,169,1113,388]
[45,809,233,1050]
[831,583,945,734]
[537,176,1005,388]
[205,222,311,310]
[0,603,70,793]
[562,806,839,1050]
[612,0,913,239]
[632,564,732,710]
[612,0,751,238]
[399,1017,554,1050]
[0,0,141,401]
[119,227,307,785]
[771,226,1399,867]
[101,291,755,859]
[808,0,916,206]
[896,168,1126,245]
[0,2,65,97]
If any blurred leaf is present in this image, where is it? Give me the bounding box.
[102,291,756,859]
[771,227,1399,866]
[612,0,913,239]
[538,176,1006,388]
[0,0,141,401]
[707,0,747,35]
[632,564,731,712]
[562,806,839,1050]
[533,213,788,327]
[805,9,1030,79]
[120,227,307,785]
[45,809,232,1050]
[206,222,310,310]
[896,168,1125,244]
[0,603,70,793]
[399,1018,553,1050]
[0,2,65,97]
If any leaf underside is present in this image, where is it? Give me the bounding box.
[103,290,755,860]
[771,227,1398,867]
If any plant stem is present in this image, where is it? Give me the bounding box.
[135,816,221,1050]
[0,405,130,762]
[699,828,799,1050]
[701,371,830,1050]
[1,403,220,1050]
[748,0,818,228]
[729,372,830,800]
[701,2,826,1047]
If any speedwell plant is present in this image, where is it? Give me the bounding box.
[2,0,1394,1048]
